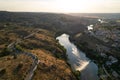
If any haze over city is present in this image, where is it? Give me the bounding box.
[0,0,120,13]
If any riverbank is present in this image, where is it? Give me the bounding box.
[69,33,120,80]
[57,34,99,80]
[20,29,77,80]
[56,34,81,80]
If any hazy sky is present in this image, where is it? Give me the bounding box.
[0,0,120,13]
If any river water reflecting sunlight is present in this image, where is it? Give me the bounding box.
[56,34,99,80]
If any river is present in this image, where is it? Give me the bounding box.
[56,34,99,80]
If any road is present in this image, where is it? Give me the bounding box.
[24,52,39,80]
[7,30,40,80]
[102,65,113,80]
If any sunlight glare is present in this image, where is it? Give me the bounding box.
[55,0,96,13]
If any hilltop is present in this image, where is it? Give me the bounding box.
[0,24,77,80]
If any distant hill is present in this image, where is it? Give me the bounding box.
[0,11,87,34]
[69,13,120,19]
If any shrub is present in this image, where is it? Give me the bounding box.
[0,68,6,77]
[15,45,24,51]
[55,53,62,59]
[73,70,81,80]
[0,47,11,57]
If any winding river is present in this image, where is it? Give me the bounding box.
[56,34,99,80]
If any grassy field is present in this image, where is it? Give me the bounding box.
[0,54,33,80]
[0,24,77,80]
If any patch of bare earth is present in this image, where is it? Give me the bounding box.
[0,54,33,80]
[31,49,77,80]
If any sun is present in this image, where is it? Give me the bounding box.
[55,0,95,13]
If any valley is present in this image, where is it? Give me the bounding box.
[0,11,120,80]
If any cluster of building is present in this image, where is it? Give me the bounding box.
[86,19,120,48]
[85,19,120,79]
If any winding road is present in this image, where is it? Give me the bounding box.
[102,65,113,80]
[7,30,40,80]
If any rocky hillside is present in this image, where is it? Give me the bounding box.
[0,24,77,80]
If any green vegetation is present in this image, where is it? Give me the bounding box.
[0,47,11,57]
[0,68,6,77]
[54,53,63,59]
[56,42,67,60]
[98,67,104,76]
[15,44,24,52]
[73,70,81,80]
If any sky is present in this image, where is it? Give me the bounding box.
[0,0,120,13]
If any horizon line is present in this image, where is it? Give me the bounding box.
[0,10,120,14]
